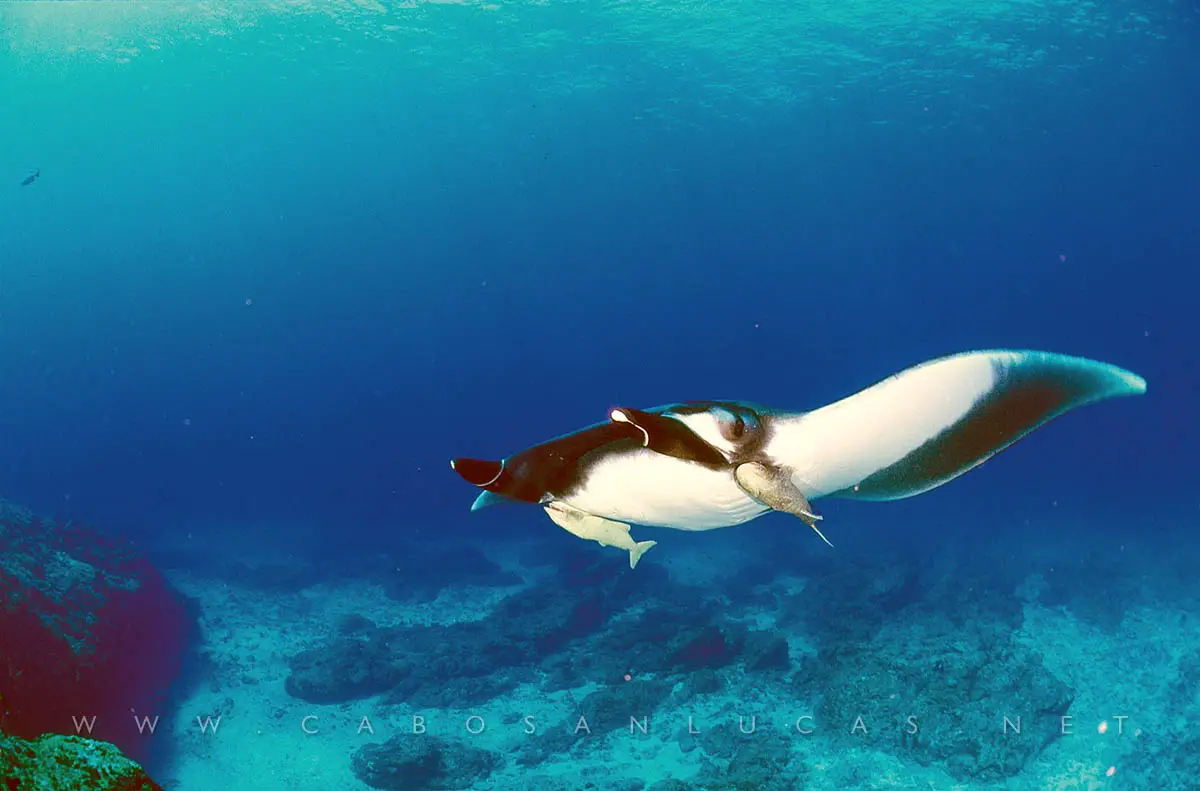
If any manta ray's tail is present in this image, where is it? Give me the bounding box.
[767,349,1146,502]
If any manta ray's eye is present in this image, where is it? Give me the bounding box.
[716,407,757,443]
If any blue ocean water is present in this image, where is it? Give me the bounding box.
[1,2,1198,789]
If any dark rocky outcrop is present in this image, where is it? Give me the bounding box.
[351,734,500,790]
[0,498,193,764]
[810,619,1073,782]
[1119,646,1200,789]
[667,625,741,670]
[281,533,828,773]
[517,677,675,767]
[693,728,799,790]
[286,551,670,704]
[286,634,406,703]
[284,547,799,711]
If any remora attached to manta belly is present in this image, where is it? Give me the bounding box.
[450,349,1147,567]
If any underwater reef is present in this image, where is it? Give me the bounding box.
[148,506,1200,789]
[0,729,161,790]
[270,537,1082,789]
[0,498,193,767]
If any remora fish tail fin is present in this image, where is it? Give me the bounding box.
[629,540,657,569]
[766,350,1146,502]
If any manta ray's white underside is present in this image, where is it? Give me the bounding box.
[562,448,768,531]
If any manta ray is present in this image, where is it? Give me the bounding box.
[451,349,1146,568]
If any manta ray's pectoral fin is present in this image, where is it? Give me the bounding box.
[543,501,656,569]
[734,462,833,548]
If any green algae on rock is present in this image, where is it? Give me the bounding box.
[0,731,161,791]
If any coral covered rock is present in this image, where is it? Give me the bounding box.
[0,499,193,764]
[0,730,161,790]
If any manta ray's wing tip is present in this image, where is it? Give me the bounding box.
[1116,368,1147,396]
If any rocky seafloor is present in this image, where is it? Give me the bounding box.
[0,497,192,789]
[144,512,1200,791]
